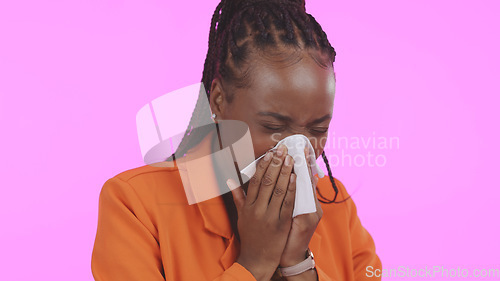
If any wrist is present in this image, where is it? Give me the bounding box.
[278,249,315,278]
[279,249,309,268]
[237,257,275,281]
[283,268,318,281]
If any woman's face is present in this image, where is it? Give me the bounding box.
[210,50,335,161]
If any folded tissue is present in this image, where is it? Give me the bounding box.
[240,134,325,218]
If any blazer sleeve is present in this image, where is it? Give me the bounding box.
[91,177,258,281]
[91,177,166,280]
[338,179,383,280]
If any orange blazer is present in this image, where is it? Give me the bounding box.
[91,131,382,281]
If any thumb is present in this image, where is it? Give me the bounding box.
[227,179,245,211]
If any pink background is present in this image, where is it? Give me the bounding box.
[1,0,498,280]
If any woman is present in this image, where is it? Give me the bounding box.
[91,0,382,280]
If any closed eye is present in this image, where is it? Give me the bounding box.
[312,128,329,134]
[263,125,285,131]
[263,125,328,134]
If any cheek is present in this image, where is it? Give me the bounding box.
[317,136,327,155]
[309,135,328,159]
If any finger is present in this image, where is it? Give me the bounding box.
[310,175,318,200]
[312,174,319,188]
[304,146,313,185]
[306,153,322,216]
[311,176,323,216]
[254,144,288,210]
[245,150,273,205]
[280,172,297,221]
[315,190,323,218]
[267,154,294,216]
[227,179,245,211]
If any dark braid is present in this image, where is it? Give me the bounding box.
[166,0,345,204]
[320,151,352,204]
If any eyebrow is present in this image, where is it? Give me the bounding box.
[257,111,332,125]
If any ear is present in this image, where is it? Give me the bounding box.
[209,77,226,118]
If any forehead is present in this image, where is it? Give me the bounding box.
[234,52,336,122]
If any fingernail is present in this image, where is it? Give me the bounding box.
[264,151,273,161]
[285,155,292,166]
[276,144,285,156]
[226,179,237,190]
[290,173,296,183]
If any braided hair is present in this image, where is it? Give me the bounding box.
[166,0,350,205]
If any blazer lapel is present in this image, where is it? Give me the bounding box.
[197,196,240,270]
[180,128,239,270]
[219,233,240,270]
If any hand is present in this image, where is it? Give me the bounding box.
[278,146,323,267]
[228,144,297,281]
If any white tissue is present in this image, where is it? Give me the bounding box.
[240,134,325,218]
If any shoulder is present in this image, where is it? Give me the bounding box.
[111,162,179,182]
[317,175,367,228]
[100,162,189,206]
[316,175,352,203]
